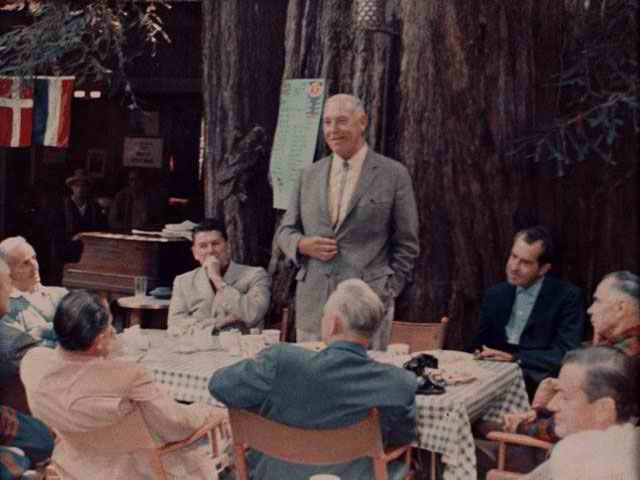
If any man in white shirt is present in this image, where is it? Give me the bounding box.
[0,237,67,342]
[276,94,419,349]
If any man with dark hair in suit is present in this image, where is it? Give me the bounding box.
[168,218,271,332]
[276,94,419,349]
[208,279,417,479]
[473,226,584,398]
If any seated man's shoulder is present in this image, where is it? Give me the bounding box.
[20,346,54,371]
[173,266,202,285]
[41,286,68,301]
[485,281,515,298]
[545,276,581,296]
[375,360,418,391]
[236,263,270,279]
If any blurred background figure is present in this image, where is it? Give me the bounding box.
[49,169,105,284]
[108,168,166,231]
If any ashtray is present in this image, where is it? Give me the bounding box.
[149,287,172,299]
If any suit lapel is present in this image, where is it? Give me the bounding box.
[195,267,216,316]
[337,150,378,231]
[223,261,240,286]
[316,156,332,227]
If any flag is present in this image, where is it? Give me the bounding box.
[33,76,74,147]
[0,76,34,148]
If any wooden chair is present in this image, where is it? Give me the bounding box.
[389,317,448,353]
[389,317,448,480]
[228,407,413,480]
[484,431,553,480]
[44,406,230,480]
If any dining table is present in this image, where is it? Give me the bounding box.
[119,330,530,480]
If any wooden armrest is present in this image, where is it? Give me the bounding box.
[486,469,523,480]
[160,412,229,455]
[381,443,412,462]
[486,431,553,450]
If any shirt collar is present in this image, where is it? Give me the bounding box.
[516,275,545,298]
[326,340,368,357]
[332,143,368,169]
[10,284,46,299]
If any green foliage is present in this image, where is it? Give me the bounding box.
[0,0,170,107]
[511,0,638,175]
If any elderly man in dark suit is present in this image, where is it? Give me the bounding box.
[276,94,419,349]
[472,226,584,398]
[208,279,417,479]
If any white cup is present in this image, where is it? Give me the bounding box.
[309,475,341,480]
[262,329,281,346]
[387,343,410,356]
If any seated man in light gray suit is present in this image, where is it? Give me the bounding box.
[209,279,417,480]
[168,219,271,331]
[276,93,419,349]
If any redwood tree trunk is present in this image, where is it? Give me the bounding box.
[202,0,288,265]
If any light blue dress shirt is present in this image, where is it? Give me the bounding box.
[505,276,545,345]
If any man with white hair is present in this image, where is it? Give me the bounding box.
[0,258,55,479]
[0,237,67,342]
[276,94,419,350]
[208,279,417,479]
[521,346,638,479]
[0,253,41,387]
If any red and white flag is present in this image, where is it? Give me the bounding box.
[33,76,75,147]
[0,76,34,148]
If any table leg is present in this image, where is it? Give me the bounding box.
[130,309,143,327]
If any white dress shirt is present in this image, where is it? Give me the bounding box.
[328,144,368,228]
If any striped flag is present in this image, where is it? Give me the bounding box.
[0,76,34,148]
[33,76,74,147]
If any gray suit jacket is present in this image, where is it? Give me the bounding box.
[168,261,271,329]
[276,149,419,332]
[209,341,417,479]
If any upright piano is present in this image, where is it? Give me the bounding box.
[63,232,195,302]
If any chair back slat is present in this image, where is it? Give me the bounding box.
[389,318,448,353]
[228,408,385,466]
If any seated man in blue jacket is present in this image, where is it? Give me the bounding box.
[472,226,584,398]
[209,279,417,479]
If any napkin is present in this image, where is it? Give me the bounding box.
[123,325,149,350]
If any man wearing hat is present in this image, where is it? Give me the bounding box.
[49,168,105,282]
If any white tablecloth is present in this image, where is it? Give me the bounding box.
[121,331,530,480]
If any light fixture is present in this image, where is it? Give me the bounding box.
[74,90,86,98]
[89,91,102,99]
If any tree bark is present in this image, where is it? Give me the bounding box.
[202,0,288,265]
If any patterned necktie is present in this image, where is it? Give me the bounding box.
[333,160,350,229]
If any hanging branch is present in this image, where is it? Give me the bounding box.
[0,0,170,107]
[509,0,638,175]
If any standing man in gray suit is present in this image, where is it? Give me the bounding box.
[276,94,419,349]
[168,219,271,332]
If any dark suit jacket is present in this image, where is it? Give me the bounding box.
[472,275,584,384]
[209,341,417,479]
